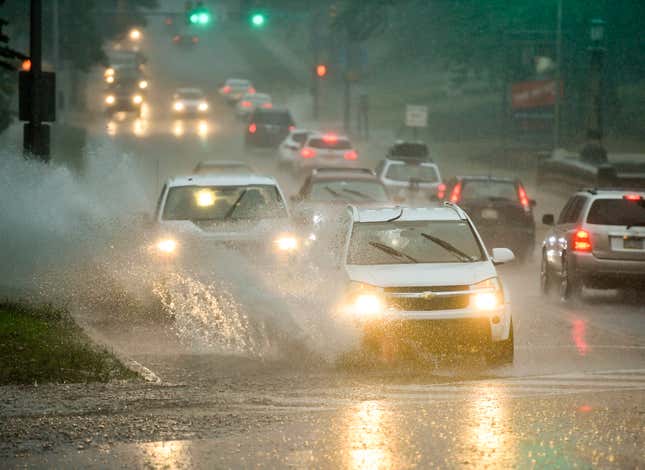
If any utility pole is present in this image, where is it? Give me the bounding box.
[552,0,563,150]
[587,19,605,141]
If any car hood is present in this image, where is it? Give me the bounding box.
[345,261,496,288]
[157,218,292,241]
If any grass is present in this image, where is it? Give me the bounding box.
[0,302,138,385]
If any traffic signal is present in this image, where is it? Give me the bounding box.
[188,3,212,25]
[250,13,266,28]
[315,64,328,78]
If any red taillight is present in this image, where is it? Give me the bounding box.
[261,102,272,109]
[248,123,257,134]
[322,133,338,143]
[248,87,256,94]
[344,150,358,160]
[573,229,592,253]
[449,182,462,203]
[300,147,316,159]
[165,17,173,25]
[192,36,199,44]
[241,101,252,108]
[222,86,231,94]
[518,184,530,210]
[288,125,295,132]
[437,183,447,200]
[624,194,643,201]
[172,35,181,43]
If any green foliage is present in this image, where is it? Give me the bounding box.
[0,303,138,384]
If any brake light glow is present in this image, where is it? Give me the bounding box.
[248,123,257,134]
[248,87,256,94]
[624,194,643,201]
[300,147,316,159]
[518,184,530,210]
[222,86,231,94]
[573,229,592,253]
[192,36,199,44]
[173,35,181,43]
[437,183,447,200]
[344,150,358,160]
[241,101,252,108]
[450,182,462,203]
[322,133,338,143]
[261,102,273,109]
[288,125,295,132]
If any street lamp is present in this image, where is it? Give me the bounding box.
[586,18,606,142]
[589,18,605,44]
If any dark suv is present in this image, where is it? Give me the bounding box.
[245,108,295,148]
[444,176,536,261]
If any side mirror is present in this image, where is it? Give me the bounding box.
[491,247,515,265]
[542,214,555,226]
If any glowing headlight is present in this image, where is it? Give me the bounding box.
[129,28,141,41]
[132,94,143,104]
[155,238,177,254]
[194,188,216,207]
[105,95,115,105]
[274,235,298,252]
[106,75,115,84]
[139,80,148,89]
[198,101,209,111]
[470,278,503,311]
[340,282,385,317]
[104,67,115,77]
[173,101,185,111]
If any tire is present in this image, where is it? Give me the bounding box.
[486,320,514,366]
[540,252,552,295]
[559,253,582,301]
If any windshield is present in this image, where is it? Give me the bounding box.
[386,163,439,183]
[347,220,484,265]
[177,91,203,100]
[308,180,390,203]
[256,111,293,125]
[586,198,645,225]
[308,138,352,150]
[162,185,287,221]
[461,181,518,201]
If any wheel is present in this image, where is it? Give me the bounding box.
[486,320,514,366]
[559,253,581,301]
[539,252,552,294]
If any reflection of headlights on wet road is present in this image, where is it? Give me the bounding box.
[132,94,143,105]
[133,119,146,137]
[172,121,184,137]
[107,121,117,136]
[198,101,209,112]
[173,101,184,111]
[274,235,298,252]
[197,120,209,137]
[470,278,503,311]
[105,95,115,105]
[106,75,115,84]
[340,282,386,317]
[154,238,178,255]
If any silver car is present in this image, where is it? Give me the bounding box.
[540,189,645,300]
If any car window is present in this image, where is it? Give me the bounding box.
[461,181,517,201]
[256,111,293,125]
[558,196,587,224]
[348,220,484,265]
[162,185,287,221]
[178,91,203,99]
[308,180,390,203]
[308,138,352,150]
[385,163,439,183]
[390,143,428,158]
[586,198,645,226]
[292,132,308,144]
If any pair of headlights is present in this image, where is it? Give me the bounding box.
[152,234,299,256]
[340,278,504,318]
[173,101,209,112]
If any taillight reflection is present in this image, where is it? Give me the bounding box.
[300,147,316,158]
[344,150,358,160]
[450,182,462,203]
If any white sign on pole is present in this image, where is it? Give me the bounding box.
[405,105,428,128]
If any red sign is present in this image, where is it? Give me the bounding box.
[511,80,562,110]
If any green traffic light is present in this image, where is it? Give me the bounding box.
[189,13,199,24]
[198,12,210,24]
[251,13,265,27]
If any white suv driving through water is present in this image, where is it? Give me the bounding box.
[338,204,515,364]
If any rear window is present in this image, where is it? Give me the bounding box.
[386,163,439,183]
[586,198,645,226]
[292,132,308,144]
[308,138,352,150]
[228,80,250,87]
[255,111,293,125]
[390,143,428,158]
[461,181,518,201]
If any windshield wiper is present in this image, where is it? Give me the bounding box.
[341,188,375,201]
[368,241,418,263]
[223,189,247,219]
[420,232,477,262]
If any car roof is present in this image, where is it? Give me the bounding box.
[384,158,437,167]
[349,205,467,223]
[253,107,290,114]
[289,128,310,134]
[577,188,645,197]
[311,167,375,176]
[245,93,270,99]
[307,132,350,141]
[167,173,278,187]
[176,88,203,94]
[311,173,381,183]
[454,175,518,183]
